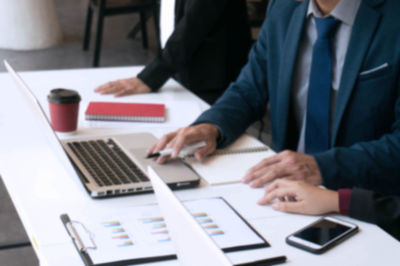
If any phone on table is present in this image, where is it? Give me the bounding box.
[286,216,358,254]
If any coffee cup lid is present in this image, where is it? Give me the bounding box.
[48,88,81,104]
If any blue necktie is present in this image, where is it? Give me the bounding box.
[305,17,340,154]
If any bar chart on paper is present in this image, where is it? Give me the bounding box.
[139,216,171,243]
[193,212,225,236]
[65,198,268,265]
[137,210,229,243]
[101,220,134,248]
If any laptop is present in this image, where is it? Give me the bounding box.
[4,60,200,198]
[148,166,287,266]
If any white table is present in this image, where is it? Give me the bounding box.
[0,67,399,266]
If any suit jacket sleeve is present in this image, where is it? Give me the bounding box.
[349,188,400,240]
[314,79,400,194]
[193,3,275,148]
[137,0,229,91]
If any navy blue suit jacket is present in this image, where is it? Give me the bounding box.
[195,0,400,194]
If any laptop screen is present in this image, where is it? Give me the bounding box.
[4,60,85,182]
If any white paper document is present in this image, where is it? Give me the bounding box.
[66,198,268,265]
[186,135,276,185]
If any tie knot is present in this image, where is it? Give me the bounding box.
[314,17,340,39]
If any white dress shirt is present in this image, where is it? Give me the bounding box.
[293,0,361,153]
[160,0,176,48]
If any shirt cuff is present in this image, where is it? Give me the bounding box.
[338,189,352,215]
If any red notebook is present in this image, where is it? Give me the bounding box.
[85,102,166,122]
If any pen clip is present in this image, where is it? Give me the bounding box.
[66,220,97,252]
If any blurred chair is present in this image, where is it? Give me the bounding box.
[83,0,160,67]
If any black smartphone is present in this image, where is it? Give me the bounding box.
[286,216,358,254]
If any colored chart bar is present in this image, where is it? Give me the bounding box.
[118,241,134,247]
[152,223,167,229]
[112,228,125,233]
[102,221,121,227]
[197,218,213,224]
[192,212,208,218]
[112,234,130,240]
[210,230,225,236]
[152,229,169,235]
[203,224,219,229]
[140,217,165,224]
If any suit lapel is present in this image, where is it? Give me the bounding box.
[331,0,382,145]
[276,1,308,149]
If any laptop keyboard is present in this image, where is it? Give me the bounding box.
[66,139,149,187]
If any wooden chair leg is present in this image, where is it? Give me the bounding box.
[140,11,148,49]
[83,0,93,51]
[93,0,106,67]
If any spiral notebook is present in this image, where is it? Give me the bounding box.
[185,135,276,185]
[85,102,166,122]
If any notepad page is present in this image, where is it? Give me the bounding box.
[186,135,276,185]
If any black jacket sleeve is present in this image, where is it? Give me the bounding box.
[349,188,400,241]
[137,0,229,91]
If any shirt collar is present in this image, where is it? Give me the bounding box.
[307,0,361,26]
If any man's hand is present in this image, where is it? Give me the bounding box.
[94,77,151,97]
[242,150,322,187]
[258,179,339,215]
[147,123,220,164]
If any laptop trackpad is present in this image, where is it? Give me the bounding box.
[129,148,200,184]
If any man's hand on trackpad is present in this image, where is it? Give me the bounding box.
[147,123,220,164]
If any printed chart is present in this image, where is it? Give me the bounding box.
[73,198,267,265]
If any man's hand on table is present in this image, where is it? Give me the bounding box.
[147,123,220,164]
[242,150,322,187]
[94,77,151,97]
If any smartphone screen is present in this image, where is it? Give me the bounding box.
[293,219,352,246]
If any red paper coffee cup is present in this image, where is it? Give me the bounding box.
[48,89,81,132]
